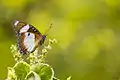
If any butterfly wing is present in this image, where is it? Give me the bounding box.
[13,20,44,54]
[18,33,27,53]
[18,32,40,54]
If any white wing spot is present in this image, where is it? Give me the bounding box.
[20,24,30,33]
[14,21,19,26]
[24,32,35,52]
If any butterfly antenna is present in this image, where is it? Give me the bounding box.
[44,23,52,35]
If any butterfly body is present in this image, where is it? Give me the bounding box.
[13,20,46,54]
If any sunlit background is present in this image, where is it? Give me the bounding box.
[0,0,120,80]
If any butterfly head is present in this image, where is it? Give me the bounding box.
[38,23,52,45]
[39,35,46,45]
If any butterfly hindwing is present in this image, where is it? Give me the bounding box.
[18,33,27,53]
[13,20,46,54]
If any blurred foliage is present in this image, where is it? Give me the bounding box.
[0,0,120,80]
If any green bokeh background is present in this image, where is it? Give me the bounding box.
[0,0,120,80]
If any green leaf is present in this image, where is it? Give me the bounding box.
[25,71,41,80]
[31,63,54,80]
[13,61,30,80]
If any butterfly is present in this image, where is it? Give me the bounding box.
[13,20,51,54]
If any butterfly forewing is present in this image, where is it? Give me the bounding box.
[13,20,45,54]
[13,21,26,35]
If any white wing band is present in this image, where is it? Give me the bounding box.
[20,24,30,33]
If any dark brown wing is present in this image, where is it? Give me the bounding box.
[27,25,43,53]
[27,24,43,46]
[17,33,27,54]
